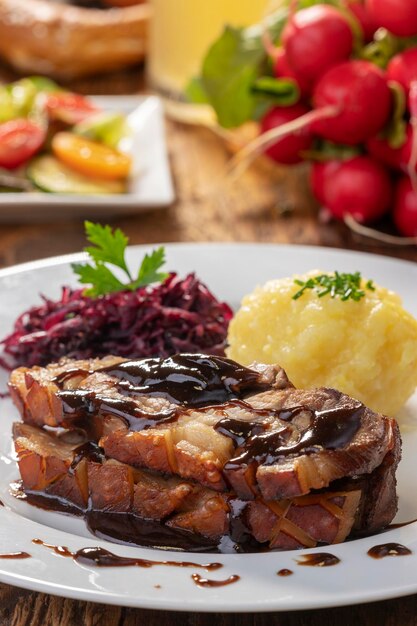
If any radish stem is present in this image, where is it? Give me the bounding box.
[262,30,280,61]
[344,214,417,245]
[225,105,340,182]
[289,0,298,19]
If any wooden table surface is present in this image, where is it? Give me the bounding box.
[1,62,417,626]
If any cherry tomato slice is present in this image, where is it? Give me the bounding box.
[0,119,46,170]
[45,93,99,125]
[52,132,131,180]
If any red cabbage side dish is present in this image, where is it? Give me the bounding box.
[0,273,233,368]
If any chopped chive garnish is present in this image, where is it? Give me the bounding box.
[292,272,375,302]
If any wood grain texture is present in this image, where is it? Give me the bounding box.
[3,587,417,626]
[0,64,417,626]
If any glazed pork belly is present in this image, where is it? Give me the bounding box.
[13,421,395,550]
[9,354,400,502]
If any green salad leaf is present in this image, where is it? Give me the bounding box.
[72,221,169,297]
[200,25,264,128]
[187,8,289,128]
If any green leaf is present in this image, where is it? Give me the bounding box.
[360,30,400,69]
[130,247,169,290]
[383,82,408,149]
[198,8,289,128]
[72,262,125,297]
[0,88,16,123]
[303,140,362,162]
[201,25,264,128]
[185,77,209,104]
[84,221,131,277]
[71,222,169,297]
[25,76,61,93]
[251,76,300,106]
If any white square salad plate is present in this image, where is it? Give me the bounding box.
[0,96,175,222]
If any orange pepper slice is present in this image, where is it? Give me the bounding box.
[52,132,131,180]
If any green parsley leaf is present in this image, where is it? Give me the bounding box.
[292,272,375,302]
[84,221,131,278]
[72,221,169,297]
[72,262,126,297]
[130,247,168,290]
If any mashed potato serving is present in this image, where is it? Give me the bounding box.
[227,271,417,416]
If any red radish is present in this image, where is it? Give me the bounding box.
[273,49,310,98]
[393,177,417,236]
[366,126,412,172]
[365,0,417,38]
[310,156,393,223]
[312,60,392,145]
[0,120,45,170]
[387,47,417,97]
[227,61,392,180]
[310,161,338,205]
[260,104,313,165]
[281,5,354,91]
[407,83,417,194]
[386,49,417,192]
[345,1,377,42]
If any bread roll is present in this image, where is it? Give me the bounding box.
[0,0,150,78]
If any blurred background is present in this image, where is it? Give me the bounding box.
[0,0,416,259]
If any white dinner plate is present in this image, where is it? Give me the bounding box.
[0,242,417,612]
[0,96,175,222]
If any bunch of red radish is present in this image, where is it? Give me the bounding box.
[260,0,417,237]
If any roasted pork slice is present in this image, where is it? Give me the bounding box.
[12,422,89,510]
[9,355,126,428]
[9,354,400,501]
[9,354,293,492]
[219,387,400,501]
[13,422,381,551]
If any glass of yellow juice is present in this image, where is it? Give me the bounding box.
[148,0,271,100]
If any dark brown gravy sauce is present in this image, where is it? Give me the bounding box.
[32,539,222,570]
[367,543,412,559]
[217,404,363,470]
[33,539,241,586]
[296,553,340,567]
[387,519,417,530]
[26,356,366,554]
[13,484,236,553]
[191,573,240,588]
[86,509,227,553]
[54,354,269,430]
[0,552,31,559]
[55,354,364,464]
[277,568,293,576]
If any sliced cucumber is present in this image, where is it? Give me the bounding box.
[27,155,126,195]
[73,112,129,149]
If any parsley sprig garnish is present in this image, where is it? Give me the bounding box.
[292,272,375,302]
[72,221,168,297]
